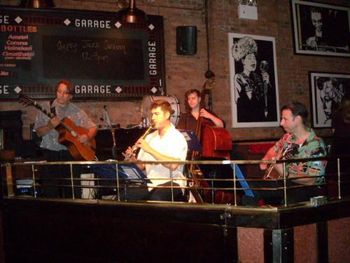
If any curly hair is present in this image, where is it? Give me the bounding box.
[231,36,257,62]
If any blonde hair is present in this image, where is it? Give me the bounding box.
[231,36,257,62]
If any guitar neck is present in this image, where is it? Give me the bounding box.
[34,102,73,133]
[32,102,55,119]
[20,95,75,134]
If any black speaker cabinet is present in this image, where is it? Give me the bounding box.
[176,26,197,55]
[0,110,23,150]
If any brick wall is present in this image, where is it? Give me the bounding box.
[0,0,349,141]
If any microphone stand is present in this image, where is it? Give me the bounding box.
[102,105,117,159]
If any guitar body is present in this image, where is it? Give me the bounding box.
[201,126,232,160]
[263,165,281,180]
[57,118,96,161]
[199,125,235,204]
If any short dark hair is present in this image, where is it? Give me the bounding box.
[281,101,308,125]
[185,89,201,98]
[56,79,74,95]
[150,99,174,118]
[184,89,203,112]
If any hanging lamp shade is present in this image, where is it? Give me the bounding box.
[19,0,55,8]
[116,0,146,24]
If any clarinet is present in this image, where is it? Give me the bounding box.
[130,125,154,153]
[124,125,154,160]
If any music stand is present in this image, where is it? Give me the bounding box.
[118,164,149,183]
[180,130,202,152]
[91,163,149,198]
[92,163,147,182]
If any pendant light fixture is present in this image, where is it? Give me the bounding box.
[19,0,55,8]
[116,0,147,24]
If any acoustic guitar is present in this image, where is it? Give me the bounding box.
[263,143,299,180]
[19,94,96,161]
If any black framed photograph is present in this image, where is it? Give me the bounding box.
[310,72,350,128]
[291,0,350,57]
[228,33,280,128]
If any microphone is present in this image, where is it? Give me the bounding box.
[260,60,270,117]
[260,60,269,74]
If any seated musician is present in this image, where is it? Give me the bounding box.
[177,89,231,203]
[34,79,97,197]
[124,99,188,201]
[177,89,224,132]
[244,102,327,205]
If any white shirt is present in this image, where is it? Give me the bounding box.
[137,124,188,189]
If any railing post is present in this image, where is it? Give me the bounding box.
[31,164,37,198]
[271,228,294,263]
[170,170,174,202]
[282,162,288,207]
[5,164,14,197]
[337,158,341,199]
[233,163,237,206]
[70,163,75,199]
[115,163,121,201]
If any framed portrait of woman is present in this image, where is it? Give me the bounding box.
[291,0,350,57]
[310,72,350,128]
[228,33,280,128]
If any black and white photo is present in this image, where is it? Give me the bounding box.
[228,33,279,128]
[292,0,350,57]
[310,72,350,128]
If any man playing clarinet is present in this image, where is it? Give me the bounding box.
[124,99,188,201]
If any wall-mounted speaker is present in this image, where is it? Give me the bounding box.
[176,26,197,55]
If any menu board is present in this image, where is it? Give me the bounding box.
[0,6,165,100]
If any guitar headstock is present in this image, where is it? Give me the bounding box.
[18,94,50,117]
[18,94,36,107]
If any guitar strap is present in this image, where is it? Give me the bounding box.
[49,99,56,116]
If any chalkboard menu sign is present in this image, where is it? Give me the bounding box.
[0,6,165,100]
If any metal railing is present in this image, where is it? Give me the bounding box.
[1,156,349,207]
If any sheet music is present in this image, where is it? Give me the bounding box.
[122,167,141,180]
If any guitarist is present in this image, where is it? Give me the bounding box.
[242,102,327,206]
[33,80,97,198]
